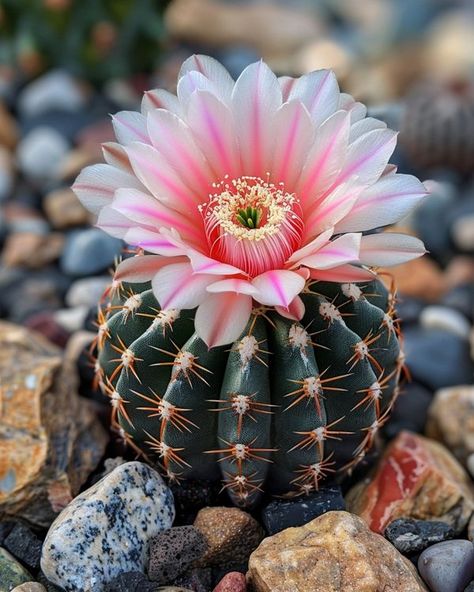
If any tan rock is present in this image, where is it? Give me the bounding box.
[0,321,108,527]
[11,584,47,592]
[347,431,474,535]
[381,256,447,302]
[426,386,474,464]
[43,187,90,229]
[2,232,64,268]
[247,511,427,592]
[194,506,264,567]
[0,101,18,149]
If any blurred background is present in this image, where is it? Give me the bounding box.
[0,0,472,399]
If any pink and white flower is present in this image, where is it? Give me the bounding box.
[73,55,427,347]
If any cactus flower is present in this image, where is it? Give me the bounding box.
[73,55,427,347]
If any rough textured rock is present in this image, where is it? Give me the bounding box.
[148,526,207,584]
[213,572,246,592]
[426,386,474,464]
[0,321,108,527]
[172,567,212,592]
[0,548,32,591]
[247,511,427,592]
[194,507,264,568]
[4,523,42,570]
[41,462,175,592]
[103,571,156,592]
[418,540,474,592]
[347,431,474,534]
[384,518,455,555]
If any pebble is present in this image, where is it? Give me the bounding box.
[261,486,345,535]
[60,229,123,276]
[418,540,474,592]
[103,571,156,592]
[213,572,246,592]
[41,461,175,592]
[0,145,14,202]
[2,232,64,268]
[465,582,474,592]
[194,507,264,568]
[65,276,111,308]
[384,518,454,555]
[384,382,433,439]
[442,284,474,323]
[420,305,471,339]
[53,306,89,333]
[17,126,69,181]
[172,567,212,592]
[468,454,474,479]
[148,526,208,584]
[11,585,47,592]
[43,188,90,229]
[4,523,43,571]
[0,548,32,591]
[170,480,222,526]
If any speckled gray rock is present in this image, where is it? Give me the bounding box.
[384,518,454,555]
[418,540,474,592]
[41,462,175,592]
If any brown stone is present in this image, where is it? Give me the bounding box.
[57,148,102,182]
[0,101,18,149]
[346,431,474,535]
[194,506,264,567]
[381,256,447,302]
[0,321,108,527]
[247,511,427,592]
[445,256,474,288]
[2,232,64,268]
[43,187,90,229]
[426,386,474,464]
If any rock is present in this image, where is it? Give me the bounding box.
[11,585,47,592]
[2,232,65,268]
[213,572,246,592]
[384,518,454,555]
[148,526,207,584]
[418,540,474,592]
[0,145,14,202]
[35,573,64,592]
[17,127,69,181]
[426,386,474,464]
[24,312,71,348]
[65,277,111,309]
[0,521,16,545]
[0,101,18,149]
[60,229,123,276]
[172,567,212,592]
[468,454,474,479]
[442,284,474,323]
[194,507,264,568]
[0,321,108,527]
[469,514,474,542]
[420,306,471,339]
[261,486,345,535]
[247,511,427,592]
[4,523,42,570]
[41,461,175,592]
[465,581,474,592]
[384,382,432,439]
[346,431,474,534]
[445,257,474,292]
[403,327,473,391]
[103,571,156,592]
[382,256,447,302]
[171,480,222,526]
[18,70,86,118]
[0,548,32,591]
[450,209,474,254]
[43,188,90,229]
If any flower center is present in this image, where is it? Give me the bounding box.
[201,176,304,277]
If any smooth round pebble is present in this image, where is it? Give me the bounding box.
[420,305,471,339]
[11,584,47,592]
[418,540,474,592]
[60,229,123,276]
[17,127,69,181]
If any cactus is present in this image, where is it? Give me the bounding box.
[94,258,404,507]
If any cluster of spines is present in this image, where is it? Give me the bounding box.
[91,262,404,507]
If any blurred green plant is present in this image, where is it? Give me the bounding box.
[0,0,171,83]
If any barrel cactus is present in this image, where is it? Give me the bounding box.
[74,55,428,506]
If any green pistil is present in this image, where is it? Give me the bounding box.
[236,206,262,229]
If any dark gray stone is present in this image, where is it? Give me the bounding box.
[261,486,345,535]
[172,567,212,592]
[4,523,42,570]
[384,382,433,439]
[464,581,474,592]
[418,540,474,592]
[103,571,156,592]
[170,480,222,526]
[60,229,123,276]
[384,518,454,554]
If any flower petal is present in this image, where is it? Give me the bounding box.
[112,111,149,145]
[359,233,426,267]
[179,54,234,103]
[72,163,143,214]
[141,89,183,117]
[187,250,243,276]
[195,292,252,348]
[151,262,219,309]
[232,60,282,175]
[252,269,305,308]
[309,264,375,283]
[97,206,139,239]
[207,278,258,296]
[287,227,334,265]
[124,228,186,256]
[298,233,361,270]
[288,69,340,127]
[278,75,297,101]
[335,174,428,233]
[339,93,367,123]
[275,295,305,321]
[114,254,185,283]
[349,117,386,143]
[177,70,220,108]
[102,142,133,173]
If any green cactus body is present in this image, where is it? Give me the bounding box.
[96,271,403,506]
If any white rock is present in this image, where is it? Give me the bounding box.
[18,70,86,117]
[17,127,69,181]
[420,305,471,339]
[66,277,111,308]
[53,306,89,333]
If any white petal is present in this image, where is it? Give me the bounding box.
[179,54,234,103]
[195,293,252,348]
[359,233,426,267]
[289,69,340,127]
[141,89,183,117]
[298,233,361,270]
[349,117,386,143]
[112,111,149,145]
[252,269,305,308]
[151,262,219,309]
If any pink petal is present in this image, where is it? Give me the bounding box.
[207,278,258,296]
[349,117,386,143]
[187,250,243,276]
[147,109,213,195]
[186,90,240,179]
[298,233,361,270]
[232,60,282,175]
[278,76,297,101]
[288,70,340,127]
[114,254,185,283]
[141,89,183,117]
[151,262,219,309]
[125,142,200,214]
[102,142,133,173]
[72,164,143,214]
[275,295,305,321]
[359,233,426,267]
[112,111,149,145]
[271,100,314,187]
[252,269,305,308]
[124,228,186,257]
[287,227,334,265]
[335,174,428,233]
[179,54,234,103]
[97,206,139,239]
[195,293,252,348]
[339,93,367,123]
[177,70,219,108]
[309,264,375,283]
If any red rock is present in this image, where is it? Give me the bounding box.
[213,572,246,592]
[346,431,474,534]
